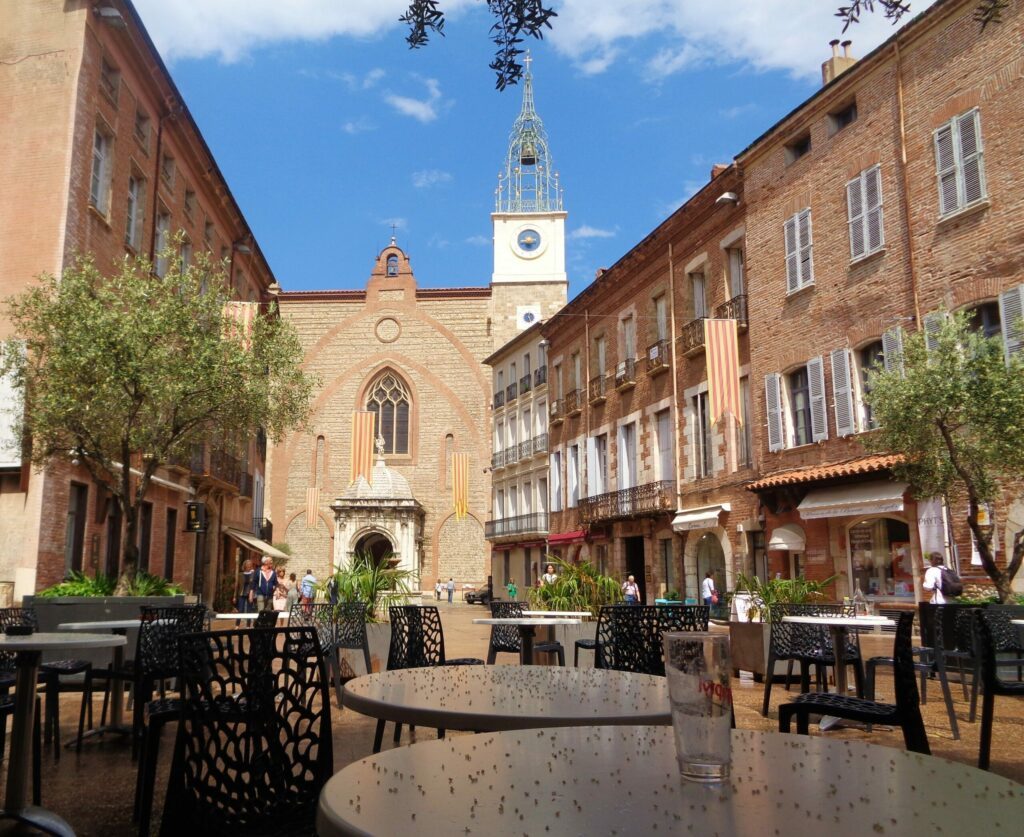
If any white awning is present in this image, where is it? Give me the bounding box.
[224,527,290,561]
[767,523,805,552]
[672,503,731,532]
[797,480,908,520]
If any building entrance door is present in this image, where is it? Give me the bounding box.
[624,536,646,603]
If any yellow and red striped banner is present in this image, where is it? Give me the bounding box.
[705,318,741,427]
[305,485,320,528]
[351,411,376,485]
[452,452,469,519]
[223,301,257,351]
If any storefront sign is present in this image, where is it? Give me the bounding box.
[185,501,207,533]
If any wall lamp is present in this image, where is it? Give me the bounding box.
[93,6,127,29]
[715,192,740,206]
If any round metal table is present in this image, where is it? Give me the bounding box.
[317,726,1024,836]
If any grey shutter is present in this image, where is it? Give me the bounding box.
[846,175,865,259]
[765,373,784,452]
[958,109,985,206]
[798,209,814,286]
[882,326,905,374]
[807,355,829,442]
[865,165,884,252]
[935,123,959,215]
[923,311,945,353]
[998,284,1024,362]
[830,348,857,437]
[784,216,799,293]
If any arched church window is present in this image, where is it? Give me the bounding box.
[386,255,398,277]
[367,371,411,454]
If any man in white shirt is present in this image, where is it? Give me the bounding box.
[922,552,945,604]
[701,571,717,607]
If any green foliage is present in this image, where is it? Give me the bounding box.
[122,571,185,597]
[734,573,838,622]
[862,312,1024,601]
[526,557,622,616]
[36,570,182,598]
[328,552,415,622]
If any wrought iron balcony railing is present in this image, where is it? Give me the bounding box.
[506,383,518,403]
[253,517,272,541]
[518,440,533,461]
[520,374,532,395]
[615,358,636,390]
[491,450,505,469]
[534,365,548,387]
[589,373,610,404]
[565,389,583,416]
[532,433,548,454]
[485,512,550,539]
[493,390,505,409]
[646,340,670,375]
[714,293,748,327]
[549,399,564,423]
[505,444,519,466]
[679,317,706,355]
[578,480,677,524]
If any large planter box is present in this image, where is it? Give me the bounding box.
[728,621,793,682]
[338,622,391,678]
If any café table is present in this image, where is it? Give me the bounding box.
[212,611,289,620]
[520,610,592,617]
[782,615,893,695]
[342,664,670,736]
[472,616,580,664]
[0,632,126,836]
[317,725,1023,837]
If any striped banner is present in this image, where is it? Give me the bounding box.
[705,318,741,427]
[452,452,469,519]
[351,411,376,485]
[305,485,320,528]
[223,301,257,351]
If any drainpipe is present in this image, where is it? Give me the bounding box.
[894,40,922,326]
[148,111,165,261]
[668,242,683,511]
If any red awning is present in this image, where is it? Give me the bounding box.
[547,530,587,545]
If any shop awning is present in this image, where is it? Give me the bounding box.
[767,523,806,551]
[224,527,290,561]
[547,530,587,545]
[672,503,731,532]
[797,480,908,520]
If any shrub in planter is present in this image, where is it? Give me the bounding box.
[36,570,184,598]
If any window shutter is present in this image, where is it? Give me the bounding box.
[585,437,597,497]
[846,176,865,259]
[934,123,959,215]
[958,109,985,206]
[998,284,1024,362]
[798,209,814,286]
[784,216,799,293]
[923,311,945,353]
[765,373,784,452]
[865,165,884,252]
[882,327,905,375]
[807,355,829,442]
[830,348,857,437]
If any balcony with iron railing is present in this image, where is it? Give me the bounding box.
[679,316,706,356]
[519,374,532,395]
[253,517,273,541]
[615,358,636,391]
[646,340,670,375]
[549,399,564,425]
[589,373,610,405]
[493,390,505,409]
[532,433,548,455]
[484,511,550,540]
[714,293,748,329]
[578,480,676,524]
[506,382,518,404]
[518,440,533,461]
[565,389,583,416]
[191,444,242,492]
[491,450,505,470]
[534,365,547,387]
[505,444,519,466]
[239,471,254,498]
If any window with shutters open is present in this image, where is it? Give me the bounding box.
[784,209,814,293]
[765,373,784,452]
[934,108,986,217]
[998,284,1024,363]
[847,165,884,260]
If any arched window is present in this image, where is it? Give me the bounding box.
[386,254,398,277]
[366,371,410,454]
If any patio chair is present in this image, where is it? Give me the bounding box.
[289,603,345,707]
[974,607,1024,770]
[253,609,279,629]
[967,605,1024,725]
[778,612,930,755]
[334,602,374,678]
[594,604,708,676]
[485,601,565,666]
[375,605,484,753]
[160,627,333,836]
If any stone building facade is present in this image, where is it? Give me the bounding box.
[0,0,278,602]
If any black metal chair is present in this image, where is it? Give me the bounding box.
[288,603,345,707]
[375,605,484,753]
[967,605,1024,724]
[333,602,374,679]
[594,604,709,676]
[974,608,1024,770]
[253,609,280,629]
[778,612,930,754]
[159,627,333,836]
[485,601,565,666]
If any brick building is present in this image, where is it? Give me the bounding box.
[0,0,280,602]
[740,0,1024,603]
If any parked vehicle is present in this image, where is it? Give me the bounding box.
[464,584,492,605]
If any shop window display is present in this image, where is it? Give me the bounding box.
[848,518,913,598]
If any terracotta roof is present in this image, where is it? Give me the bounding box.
[746,454,905,491]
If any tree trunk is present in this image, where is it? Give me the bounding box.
[115,505,139,595]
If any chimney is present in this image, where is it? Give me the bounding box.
[595,268,606,280]
[821,39,857,85]
[710,163,729,180]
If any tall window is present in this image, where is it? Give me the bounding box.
[654,294,668,341]
[125,174,145,249]
[766,359,827,452]
[589,434,608,495]
[655,408,673,481]
[568,444,580,507]
[155,210,170,277]
[788,367,812,447]
[859,341,884,431]
[594,336,606,375]
[693,393,711,478]
[522,351,531,377]
[622,315,636,360]
[90,128,112,215]
[690,271,707,319]
[968,301,1001,339]
[737,377,753,467]
[64,483,88,574]
[784,208,814,293]
[727,247,745,297]
[549,452,562,512]
[366,371,411,454]
[572,352,582,390]
[847,165,884,260]
[935,108,986,217]
[618,422,637,489]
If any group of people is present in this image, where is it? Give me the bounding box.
[620,571,719,606]
[236,556,319,613]
[434,578,457,603]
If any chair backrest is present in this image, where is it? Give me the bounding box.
[161,627,332,836]
[657,604,710,633]
[983,605,1024,653]
[387,605,446,669]
[891,611,923,713]
[253,610,279,629]
[136,604,207,683]
[594,605,697,676]
[0,607,33,673]
[920,602,977,653]
[488,600,525,653]
[767,604,830,659]
[288,603,337,653]
[333,602,371,651]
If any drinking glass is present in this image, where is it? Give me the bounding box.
[663,632,732,782]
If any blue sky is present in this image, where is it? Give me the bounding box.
[135,1,933,297]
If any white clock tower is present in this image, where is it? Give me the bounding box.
[490,54,567,343]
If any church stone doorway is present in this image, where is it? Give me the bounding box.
[355,532,395,566]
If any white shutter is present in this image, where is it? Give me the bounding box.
[957,109,985,206]
[784,216,799,293]
[807,355,829,442]
[830,348,857,437]
[846,175,865,259]
[549,453,561,512]
[864,165,884,252]
[923,311,945,353]
[998,284,1024,362]
[798,209,814,287]
[934,123,959,215]
[585,437,597,497]
[765,373,784,452]
[882,327,905,375]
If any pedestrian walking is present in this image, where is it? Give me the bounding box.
[253,556,279,612]
[301,568,317,612]
[701,571,718,608]
[286,572,300,611]
[622,574,640,605]
[446,577,455,604]
[237,558,255,613]
[435,579,443,601]
[506,577,518,600]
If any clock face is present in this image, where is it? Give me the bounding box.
[523,311,536,324]
[517,228,542,252]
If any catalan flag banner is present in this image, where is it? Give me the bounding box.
[452,452,470,519]
[223,301,257,351]
[305,485,320,528]
[705,318,742,427]
[351,411,376,485]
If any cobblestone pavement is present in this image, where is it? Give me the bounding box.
[4,601,1021,835]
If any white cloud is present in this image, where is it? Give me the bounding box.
[718,103,757,120]
[569,225,616,241]
[548,0,938,80]
[342,116,375,134]
[465,235,490,246]
[412,169,453,189]
[384,77,446,123]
